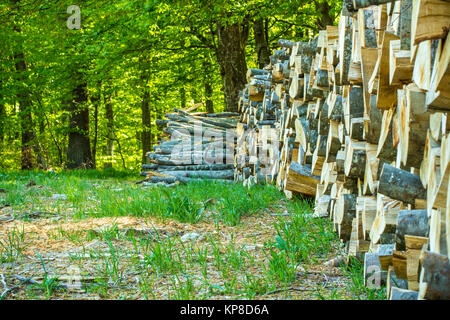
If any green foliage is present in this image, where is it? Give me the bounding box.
[0,0,341,171]
[269,199,337,264]
[34,250,62,299]
[341,257,387,300]
[0,225,27,263]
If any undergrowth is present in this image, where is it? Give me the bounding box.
[0,169,385,300]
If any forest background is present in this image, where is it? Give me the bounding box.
[0,0,341,171]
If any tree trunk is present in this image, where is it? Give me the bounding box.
[254,18,271,69]
[0,77,5,145]
[141,85,152,164]
[14,51,35,170]
[104,87,114,169]
[11,1,35,170]
[34,100,48,170]
[215,20,249,112]
[180,87,186,110]
[90,81,101,169]
[66,78,94,169]
[316,0,336,30]
[203,60,214,113]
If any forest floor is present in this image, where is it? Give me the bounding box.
[0,170,385,300]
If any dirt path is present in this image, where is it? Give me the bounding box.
[0,201,350,300]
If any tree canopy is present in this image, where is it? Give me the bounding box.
[0,0,341,170]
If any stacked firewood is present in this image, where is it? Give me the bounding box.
[235,0,449,299]
[142,108,238,184]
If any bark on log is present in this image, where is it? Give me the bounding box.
[159,170,235,180]
[419,250,450,300]
[378,163,427,205]
[390,287,419,300]
[395,210,429,251]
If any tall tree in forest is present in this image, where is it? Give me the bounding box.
[12,0,36,169]
[140,57,153,164]
[90,82,101,169]
[215,18,249,112]
[14,49,36,170]
[0,75,5,145]
[66,72,94,169]
[103,84,115,168]
[180,87,186,110]
[253,18,271,68]
[314,0,335,29]
[203,60,214,113]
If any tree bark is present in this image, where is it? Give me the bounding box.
[254,18,271,69]
[203,60,214,113]
[141,86,152,165]
[12,3,35,170]
[140,57,153,165]
[180,87,186,110]
[215,19,249,112]
[315,0,335,30]
[390,287,418,300]
[66,77,94,169]
[395,210,429,251]
[378,163,427,205]
[90,81,101,169]
[0,77,5,145]
[419,250,450,299]
[104,85,114,169]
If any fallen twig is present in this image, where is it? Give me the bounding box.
[264,286,315,295]
[0,215,15,223]
[0,274,39,299]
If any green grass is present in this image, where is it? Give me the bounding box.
[272,199,337,263]
[0,225,27,263]
[34,250,63,299]
[340,257,387,300]
[0,169,385,300]
[263,198,338,287]
[0,170,284,226]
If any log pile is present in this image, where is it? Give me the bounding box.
[142,108,238,184]
[235,0,450,299]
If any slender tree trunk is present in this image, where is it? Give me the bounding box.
[254,18,271,69]
[112,134,126,170]
[156,100,165,143]
[140,56,154,164]
[35,95,63,167]
[14,51,35,170]
[203,60,215,113]
[90,81,101,169]
[35,106,48,169]
[66,77,94,169]
[191,86,201,104]
[141,86,152,164]
[104,88,114,169]
[215,19,249,112]
[0,77,5,145]
[11,0,35,170]
[180,87,186,110]
[0,105,4,145]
